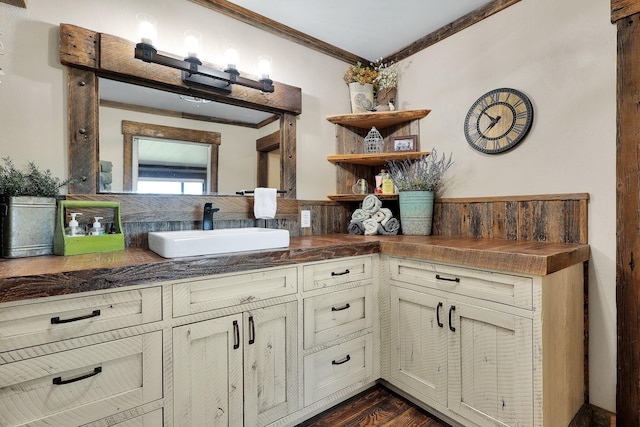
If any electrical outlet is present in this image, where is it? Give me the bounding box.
[301,210,311,228]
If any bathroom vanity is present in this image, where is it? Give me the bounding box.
[0,234,589,426]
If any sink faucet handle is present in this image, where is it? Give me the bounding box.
[203,203,220,230]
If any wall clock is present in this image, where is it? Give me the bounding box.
[464,88,534,154]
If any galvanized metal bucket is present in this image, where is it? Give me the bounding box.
[0,196,56,258]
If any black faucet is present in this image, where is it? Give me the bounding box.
[203,203,220,230]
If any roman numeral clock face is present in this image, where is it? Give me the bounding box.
[464,88,534,154]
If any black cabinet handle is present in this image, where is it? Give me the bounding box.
[331,269,350,276]
[331,303,351,312]
[436,274,460,283]
[332,355,351,365]
[248,316,255,345]
[449,305,456,332]
[436,302,443,328]
[53,367,102,385]
[51,309,101,324]
[233,320,240,349]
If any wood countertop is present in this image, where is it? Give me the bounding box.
[0,234,589,304]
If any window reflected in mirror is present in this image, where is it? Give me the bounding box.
[133,137,211,194]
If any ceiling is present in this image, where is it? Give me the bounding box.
[226,0,493,61]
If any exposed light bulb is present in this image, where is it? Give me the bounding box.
[136,14,157,45]
[224,47,239,71]
[258,55,272,80]
[184,30,202,59]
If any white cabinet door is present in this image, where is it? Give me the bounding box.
[173,314,244,427]
[388,286,448,405]
[244,302,298,427]
[447,302,533,427]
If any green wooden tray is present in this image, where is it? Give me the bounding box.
[54,200,125,256]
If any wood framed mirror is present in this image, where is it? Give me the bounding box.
[60,23,301,198]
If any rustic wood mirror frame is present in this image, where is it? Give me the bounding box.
[59,23,301,197]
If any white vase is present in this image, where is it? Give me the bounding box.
[348,82,374,113]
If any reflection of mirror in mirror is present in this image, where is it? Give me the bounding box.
[133,137,211,194]
[98,78,281,195]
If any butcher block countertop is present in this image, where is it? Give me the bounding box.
[0,234,589,304]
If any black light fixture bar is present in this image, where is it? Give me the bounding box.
[135,43,274,94]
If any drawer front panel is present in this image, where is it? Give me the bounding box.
[303,256,373,292]
[303,334,373,406]
[0,331,163,427]
[108,408,163,426]
[389,257,533,309]
[173,267,298,317]
[303,286,372,349]
[0,287,162,352]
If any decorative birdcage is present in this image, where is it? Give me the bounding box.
[364,126,383,154]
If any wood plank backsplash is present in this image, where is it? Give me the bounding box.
[433,193,589,244]
[65,193,588,247]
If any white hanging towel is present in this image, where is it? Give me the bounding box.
[253,187,277,219]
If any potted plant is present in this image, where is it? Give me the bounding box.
[386,148,453,235]
[343,61,378,113]
[0,157,70,257]
[374,59,399,110]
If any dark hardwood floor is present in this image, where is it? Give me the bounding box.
[297,385,450,427]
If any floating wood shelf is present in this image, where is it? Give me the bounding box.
[326,109,430,130]
[327,194,399,202]
[327,152,430,166]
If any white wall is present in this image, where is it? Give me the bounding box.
[0,0,617,413]
[397,0,616,411]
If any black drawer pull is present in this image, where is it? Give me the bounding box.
[436,302,443,328]
[436,274,460,283]
[331,303,351,312]
[51,309,101,324]
[248,316,255,345]
[53,367,102,385]
[331,269,350,276]
[332,355,351,365]
[449,305,456,332]
[233,320,240,349]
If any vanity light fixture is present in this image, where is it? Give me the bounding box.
[134,18,274,94]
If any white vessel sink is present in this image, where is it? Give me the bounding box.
[148,227,290,258]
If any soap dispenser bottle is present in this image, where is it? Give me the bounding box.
[65,212,85,237]
[89,217,105,236]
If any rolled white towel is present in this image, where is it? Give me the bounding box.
[363,218,379,235]
[362,194,382,215]
[351,208,370,222]
[379,208,393,226]
[371,211,386,223]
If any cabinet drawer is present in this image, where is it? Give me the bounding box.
[389,257,533,309]
[173,267,297,317]
[0,331,163,427]
[303,256,373,292]
[304,286,373,349]
[0,286,162,352]
[102,408,163,426]
[303,334,373,406]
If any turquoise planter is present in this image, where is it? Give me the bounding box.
[399,190,435,235]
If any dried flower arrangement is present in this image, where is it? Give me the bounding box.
[374,59,399,89]
[0,157,70,197]
[386,148,453,191]
[343,61,378,85]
